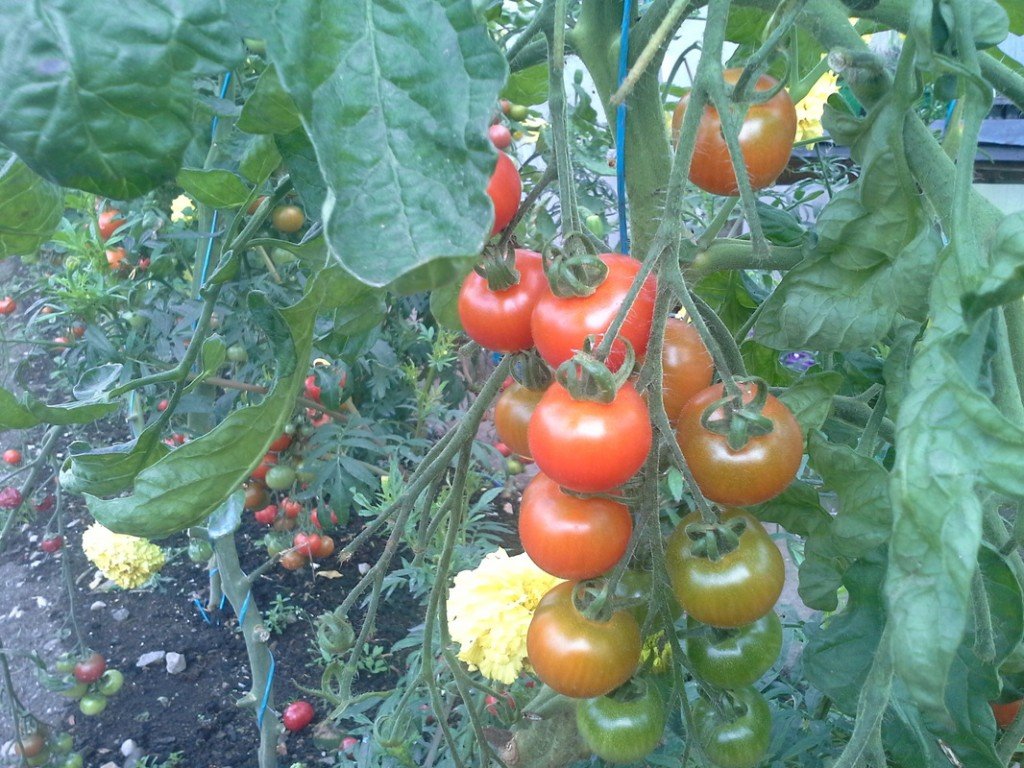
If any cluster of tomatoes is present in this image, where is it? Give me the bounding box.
[1,726,82,768]
[97,207,150,275]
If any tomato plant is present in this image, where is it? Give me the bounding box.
[684,611,783,688]
[271,204,305,234]
[672,69,796,196]
[529,381,652,493]
[519,472,632,579]
[97,669,124,696]
[458,249,546,353]
[531,253,657,370]
[692,687,772,768]
[575,679,666,764]
[666,509,785,628]
[676,381,803,506]
[526,581,642,698]
[487,151,521,234]
[282,700,315,731]
[493,380,546,459]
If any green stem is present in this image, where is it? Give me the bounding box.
[1001,303,1024,420]
[690,238,805,274]
[995,308,1024,426]
[830,624,894,768]
[504,0,554,65]
[546,0,582,235]
[609,0,694,107]
[972,567,996,664]
[997,692,1024,763]
[855,389,886,456]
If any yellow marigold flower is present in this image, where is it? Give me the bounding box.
[81,523,166,589]
[170,194,195,223]
[795,70,839,143]
[447,549,563,684]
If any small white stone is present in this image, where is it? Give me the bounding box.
[165,652,186,674]
[34,596,49,608]
[120,739,140,757]
[357,562,371,575]
[90,600,106,611]
[136,651,166,668]
[111,608,130,622]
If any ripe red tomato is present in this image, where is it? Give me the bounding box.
[458,249,546,352]
[0,296,17,315]
[304,375,322,403]
[660,316,714,421]
[71,321,87,339]
[251,453,278,483]
[528,381,652,494]
[97,209,125,241]
[526,581,641,698]
[243,483,268,511]
[282,700,315,731]
[105,247,127,270]
[310,506,340,531]
[254,504,278,525]
[666,509,785,628]
[40,536,64,553]
[269,433,292,453]
[494,381,546,459]
[992,699,1023,728]
[672,69,796,196]
[531,253,657,371]
[248,195,268,215]
[487,152,521,235]
[281,498,302,519]
[13,732,45,758]
[293,532,322,558]
[489,124,513,150]
[73,652,107,684]
[519,472,631,579]
[313,535,335,559]
[271,205,305,234]
[156,398,169,412]
[3,449,22,465]
[676,381,803,506]
[279,549,307,570]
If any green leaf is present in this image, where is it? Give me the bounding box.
[777,372,843,436]
[0,1,243,198]
[739,340,796,387]
[751,481,831,540]
[962,211,1024,322]
[85,289,321,539]
[237,65,302,135]
[176,169,252,210]
[503,63,548,106]
[208,492,244,539]
[938,0,1009,49]
[239,134,283,185]
[0,151,62,260]
[755,202,808,248]
[429,279,465,332]
[0,387,118,431]
[183,335,227,394]
[996,0,1024,34]
[60,424,170,497]
[274,128,327,216]
[232,0,508,287]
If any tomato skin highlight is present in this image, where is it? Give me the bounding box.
[529,381,652,494]
[684,611,782,688]
[519,472,632,580]
[527,581,642,698]
[575,680,666,764]
[458,250,546,353]
[673,69,797,196]
[487,152,521,234]
[531,253,657,371]
[676,381,803,506]
[666,509,784,628]
[494,381,546,459]
[660,316,714,421]
[692,687,772,768]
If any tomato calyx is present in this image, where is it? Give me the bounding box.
[541,235,607,298]
[573,579,628,624]
[700,378,777,451]
[475,242,522,292]
[684,515,747,561]
[510,349,553,391]
[555,341,635,405]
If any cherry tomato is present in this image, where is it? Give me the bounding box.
[684,611,782,688]
[157,398,169,412]
[265,465,296,491]
[672,69,796,197]
[281,498,303,519]
[105,247,127,270]
[254,504,279,525]
[293,532,322,558]
[458,249,546,353]
[62,754,84,768]
[575,679,666,764]
[487,152,521,235]
[661,316,714,421]
[269,433,293,453]
[676,382,803,506]
[73,652,106,684]
[531,253,657,371]
[40,536,64,553]
[0,296,15,315]
[70,321,86,338]
[311,506,340,531]
[14,733,45,758]
[283,700,315,731]
[78,693,108,716]
[226,344,248,363]
[251,453,278,483]
[3,449,21,465]
[494,381,546,459]
[489,124,513,149]
[97,209,125,241]
[992,699,1022,729]
[248,195,268,215]
[271,204,305,234]
[519,472,632,580]
[313,535,335,559]
[244,482,268,511]
[187,538,213,562]
[528,381,652,494]
[279,549,307,570]
[526,581,642,698]
[97,669,125,696]
[666,509,784,628]
[692,687,772,768]
[494,441,512,457]
[304,374,322,403]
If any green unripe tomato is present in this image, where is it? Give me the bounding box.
[52,732,74,753]
[244,37,267,54]
[265,465,296,491]
[226,344,249,363]
[506,458,524,475]
[25,749,50,767]
[78,693,108,716]
[97,669,125,696]
[188,538,214,563]
[58,682,89,699]
[62,753,84,768]
[584,214,605,238]
[508,104,529,121]
[54,655,76,674]
[295,461,316,483]
[684,612,783,689]
[576,679,666,764]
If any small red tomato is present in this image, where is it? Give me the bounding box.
[304,375,322,403]
[136,257,151,271]
[105,247,127,270]
[171,433,187,445]
[283,700,315,731]
[0,486,24,509]
[248,195,268,215]
[992,699,1023,729]
[310,507,340,531]
[251,453,278,482]
[41,535,63,553]
[269,433,292,452]
[313,535,335,560]
[98,209,125,241]
[254,504,279,525]
[0,296,16,315]
[281,498,303,519]
[52,336,71,351]
[157,399,169,412]
[279,549,307,570]
[73,652,107,684]
[3,449,22,465]
[71,321,87,338]
[489,124,513,150]
[494,441,512,457]
[458,249,546,353]
[487,152,522,235]
[341,736,359,751]
[293,532,322,558]
[34,494,55,513]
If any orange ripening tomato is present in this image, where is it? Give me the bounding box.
[672,69,797,196]
[487,152,521,235]
[494,381,547,459]
[660,316,714,421]
[458,249,546,353]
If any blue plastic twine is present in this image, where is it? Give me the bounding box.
[199,73,233,287]
[615,0,633,254]
[256,654,277,728]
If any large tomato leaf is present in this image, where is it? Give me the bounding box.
[0,387,118,431]
[228,0,508,287]
[961,211,1024,322]
[0,1,242,199]
[60,424,170,498]
[237,65,303,135]
[177,169,253,210]
[84,288,320,539]
[0,152,62,260]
